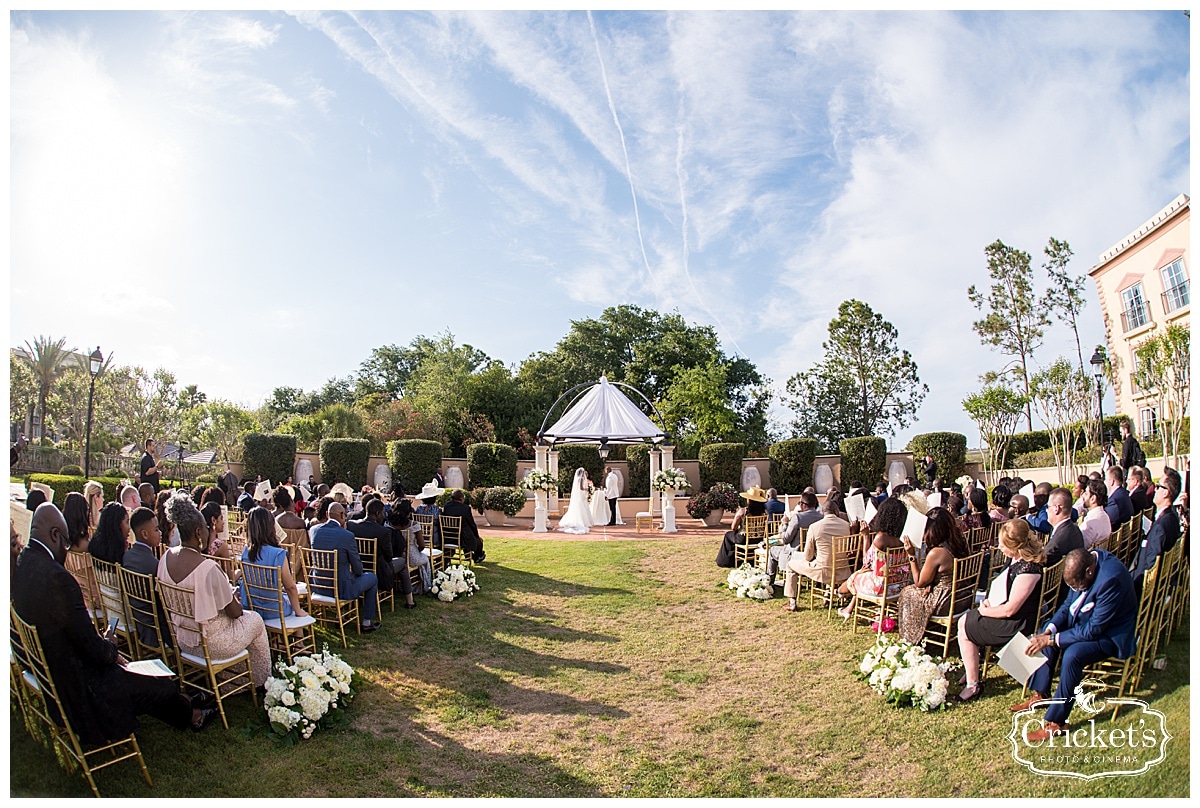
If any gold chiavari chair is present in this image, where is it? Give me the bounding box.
[922,551,984,658]
[240,559,317,664]
[807,534,861,617]
[300,547,360,649]
[851,546,910,634]
[733,514,769,568]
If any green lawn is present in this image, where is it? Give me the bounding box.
[10,536,1189,797]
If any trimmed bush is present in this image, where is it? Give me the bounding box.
[388,439,443,495]
[320,438,371,490]
[196,473,218,484]
[555,445,603,495]
[476,486,527,517]
[907,432,968,484]
[699,443,745,491]
[25,474,88,507]
[768,439,819,495]
[242,433,297,487]
[626,444,651,497]
[102,467,124,478]
[466,442,517,489]
[57,464,84,477]
[839,437,887,490]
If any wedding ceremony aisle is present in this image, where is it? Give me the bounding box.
[10,531,1189,797]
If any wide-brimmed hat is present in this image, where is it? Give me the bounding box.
[740,485,768,503]
[415,480,445,500]
[330,482,355,500]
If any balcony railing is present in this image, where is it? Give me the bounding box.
[1120,304,1150,333]
[1161,281,1189,313]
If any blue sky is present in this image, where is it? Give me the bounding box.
[9,10,1191,448]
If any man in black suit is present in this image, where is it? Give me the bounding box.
[1131,467,1182,590]
[348,497,414,607]
[12,503,214,745]
[922,455,937,487]
[441,489,485,562]
[122,507,171,649]
[1119,420,1144,473]
[1104,466,1134,528]
[1043,487,1085,568]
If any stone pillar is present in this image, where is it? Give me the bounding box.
[649,448,662,517]
[548,449,560,515]
[533,444,548,533]
[660,445,676,533]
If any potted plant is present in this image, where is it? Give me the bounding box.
[473,486,527,526]
[686,482,739,527]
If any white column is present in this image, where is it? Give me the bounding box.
[660,445,676,532]
[649,448,662,517]
[548,449,560,515]
[533,444,548,533]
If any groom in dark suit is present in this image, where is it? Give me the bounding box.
[1012,548,1137,741]
[12,504,213,745]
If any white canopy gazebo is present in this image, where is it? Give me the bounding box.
[532,376,678,532]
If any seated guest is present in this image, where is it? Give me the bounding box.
[1131,467,1182,590]
[236,481,257,512]
[123,507,171,649]
[158,493,271,686]
[310,502,380,633]
[1024,483,1053,534]
[956,520,1045,700]
[308,496,334,539]
[241,507,308,619]
[389,501,431,594]
[441,488,485,563]
[716,486,769,568]
[84,480,105,534]
[14,503,217,742]
[1127,466,1154,513]
[198,502,232,560]
[781,498,853,612]
[63,491,102,612]
[190,485,208,507]
[25,489,48,512]
[1043,487,1084,568]
[989,484,1011,524]
[765,492,821,587]
[959,488,993,532]
[1013,548,1136,742]
[154,489,177,547]
[138,483,156,509]
[897,507,971,644]
[89,502,131,564]
[201,487,226,511]
[414,481,446,549]
[872,482,889,507]
[765,488,787,517]
[1079,478,1112,549]
[274,486,307,531]
[1104,465,1134,527]
[837,496,911,620]
[349,497,415,609]
[1010,494,1030,521]
[118,484,142,513]
[1071,475,1090,513]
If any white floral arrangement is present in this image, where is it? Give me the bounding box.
[520,470,558,492]
[431,563,481,602]
[264,646,355,744]
[651,468,690,492]
[955,475,975,488]
[724,563,772,600]
[857,635,958,712]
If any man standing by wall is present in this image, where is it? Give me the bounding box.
[139,439,163,493]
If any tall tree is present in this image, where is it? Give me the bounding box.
[106,366,182,447]
[9,353,38,435]
[1029,358,1094,483]
[20,335,76,440]
[968,240,1051,430]
[784,300,927,451]
[1131,323,1190,465]
[183,400,256,465]
[962,384,1028,480]
[1041,238,1086,370]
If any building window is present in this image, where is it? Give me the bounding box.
[1160,258,1189,313]
[1139,406,1158,440]
[1120,283,1150,332]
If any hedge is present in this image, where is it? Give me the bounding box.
[768,438,819,495]
[1000,415,1130,469]
[24,474,185,507]
[472,486,527,516]
[626,444,651,497]
[466,442,517,489]
[320,438,371,490]
[555,445,603,495]
[388,439,443,496]
[907,432,968,484]
[699,443,744,491]
[58,464,84,477]
[838,437,887,490]
[242,433,297,487]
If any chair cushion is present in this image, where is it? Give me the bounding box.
[309,593,355,606]
[636,512,652,518]
[264,615,317,630]
[295,582,308,596]
[179,648,249,667]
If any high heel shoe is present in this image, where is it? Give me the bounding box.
[837,606,853,622]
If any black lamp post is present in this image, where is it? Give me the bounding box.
[1089,346,1107,444]
[83,346,103,477]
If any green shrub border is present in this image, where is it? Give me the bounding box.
[320,438,371,490]
[838,437,887,490]
[466,443,517,489]
[242,433,297,487]
[768,438,819,494]
[699,443,744,491]
[388,439,444,495]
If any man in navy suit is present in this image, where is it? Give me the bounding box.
[1104,466,1134,527]
[1131,468,1182,591]
[1042,488,1084,568]
[122,507,172,649]
[311,502,379,632]
[1011,548,1137,741]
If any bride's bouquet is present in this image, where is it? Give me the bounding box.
[651,468,690,492]
[857,635,958,711]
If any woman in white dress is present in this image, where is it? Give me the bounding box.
[556,468,593,534]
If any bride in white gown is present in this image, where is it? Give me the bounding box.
[556,468,593,534]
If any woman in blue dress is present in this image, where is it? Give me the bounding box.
[241,507,308,619]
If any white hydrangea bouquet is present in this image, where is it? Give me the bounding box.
[651,468,690,492]
[431,563,480,602]
[264,646,355,744]
[520,470,558,493]
[857,635,958,712]
[724,563,772,600]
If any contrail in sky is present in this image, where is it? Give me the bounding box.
[587,10,653,281]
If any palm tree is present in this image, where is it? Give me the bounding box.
[21,335,75,440]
